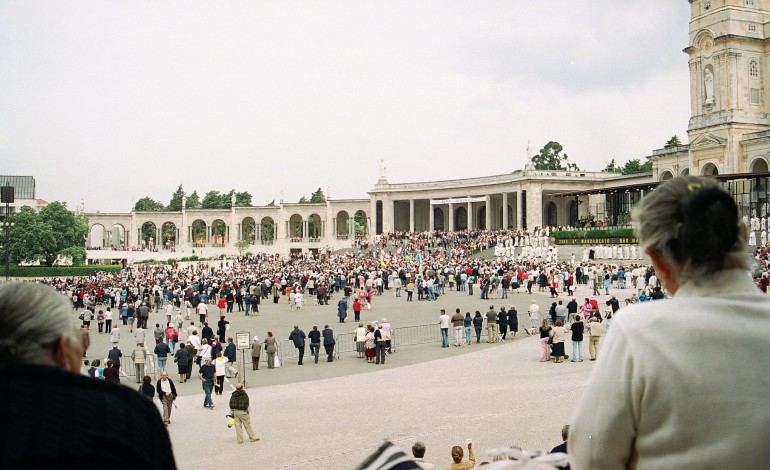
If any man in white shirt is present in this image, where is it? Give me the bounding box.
[438,309,450,348]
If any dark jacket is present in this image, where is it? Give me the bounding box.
[139,382,155,400]
[224,343,237,363]
[229,389,249,411]
[322,328,335,345]
[174,348,189,367]
[1,365,175,469]
[472,315,484,329]
[201,326,214,342]
[154,342,170,358]
[103,366,120,383]
[308,329,321,344]
[507,309,518,327]
[570,321,585,342]
[156,378,177,401]
[289,328,306,348]
[107,347,122,367]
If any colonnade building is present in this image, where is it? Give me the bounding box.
[85,168,650,261]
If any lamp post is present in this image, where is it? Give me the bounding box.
[1,182,14,281]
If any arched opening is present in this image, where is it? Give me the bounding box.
[433,207,444,231]
[680,167,690,176]
[289,214,303,238]
[241,217,256,244]
[260,217,275,243]
[751,158,769,173]
[140,221,157,248]
[308,213,322,239]
[161,222,177,250]
[568,200,579,227]
[455,206,467,231]
[701,163,719,176]
[660,170,674,181]
[211,219,227,246]
[336,211,350,237]
[89,224,105,248]
[354,210,368,237]
[546,202,557,227]
[191,219,207,246]
[477,206,486,230]
[109,223,126,248]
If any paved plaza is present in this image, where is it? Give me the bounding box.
[80,267,636,468]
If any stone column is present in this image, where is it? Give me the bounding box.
[526,184,543,230]
[467,201,473,230]
[409,199,415,232]
[448,203,455,231]
[181,208,187,248]
[517,189,523,229]
[502,193,508,229]
[485,195,491,230]
[428,202,434,231]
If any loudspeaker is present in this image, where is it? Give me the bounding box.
[1,185,14,204]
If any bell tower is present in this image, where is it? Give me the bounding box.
[686,0,770,175]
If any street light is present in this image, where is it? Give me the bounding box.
[1,182,14,281]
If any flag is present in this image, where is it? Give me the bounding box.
[355,441,421,470]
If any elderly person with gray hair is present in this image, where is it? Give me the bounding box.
[0,282,176,468]
[570,176,770,469]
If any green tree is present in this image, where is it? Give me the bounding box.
[167,185,185,211]
[234,191,253,207]
[266,200,276,207]
[664,135,683,148]
[260,222,275,241]
[309,188,326,203]
[39,202,88,266]
[602,159,623,173]
[201,191,224,209]
[235,239,250,255]
[531,141,580,171]
[621,159,653,175]
[134,197,164,212]
[6,202,88,266]
[298,196,309,204]
[185,190,201,209]
[354,211,367,235]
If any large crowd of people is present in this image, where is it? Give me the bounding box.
[5,179,770,468]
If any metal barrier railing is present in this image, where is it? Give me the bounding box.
[109,312,534,372]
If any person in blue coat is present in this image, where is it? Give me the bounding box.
[337,297,348,323]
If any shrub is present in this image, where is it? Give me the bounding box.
[552,228,635,240]
[6,265,123,278]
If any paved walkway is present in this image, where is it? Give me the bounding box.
[80,271,636,468]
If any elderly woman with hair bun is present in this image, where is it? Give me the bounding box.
[570,176,770,469]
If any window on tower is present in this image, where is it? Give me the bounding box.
[750,60,759,78]
[749,24,757,33]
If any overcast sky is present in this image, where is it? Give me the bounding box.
[1,1,691,213]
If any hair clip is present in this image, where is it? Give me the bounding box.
[687,182,701,192]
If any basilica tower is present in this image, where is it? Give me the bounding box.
[686,0,770,175]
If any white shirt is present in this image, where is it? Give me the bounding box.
[439,314,450,328]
